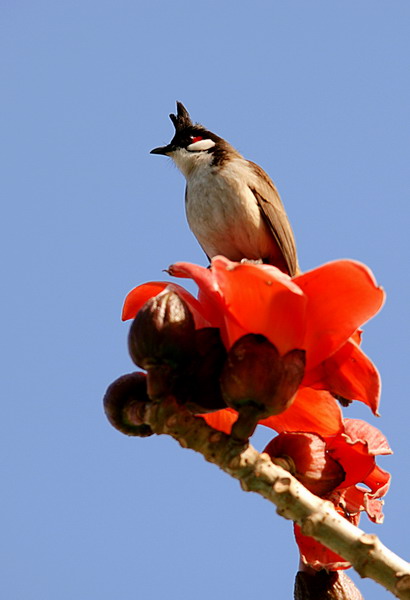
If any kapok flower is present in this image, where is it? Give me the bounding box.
[264,419,391,571]
[263,432,345,497]
[326,418,391,524]
[123,257,383,434]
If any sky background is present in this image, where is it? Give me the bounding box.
[1,2,409,599]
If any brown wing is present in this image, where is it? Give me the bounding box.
[249,161,299,276]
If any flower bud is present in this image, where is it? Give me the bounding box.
[220,334,306,418]
[145,364,175,401]
[177,327,228,413]
[103,372,153,437]
[294,569,362,599]
[128,291,196,371]
[264,432,345,496]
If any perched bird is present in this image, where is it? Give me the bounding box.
[150,102,299,276]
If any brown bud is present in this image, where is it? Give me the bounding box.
[294,569,364,600]
[176,328,228,413]
[103,372,153,437]
[220,334,306,418]
[145,364,175,401]
[128,291,196,371]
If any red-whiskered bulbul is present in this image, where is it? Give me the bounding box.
[151,102,299,276]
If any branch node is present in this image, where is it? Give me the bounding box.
[273,476,292,494]
[359,533,378,549]
[395,573,410,593]
[301,516,316,537]
[300,503,334,536]
[254,452,274,476]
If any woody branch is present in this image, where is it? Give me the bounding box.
[120,393,410,600]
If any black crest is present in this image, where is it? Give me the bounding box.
[169,102,193,132]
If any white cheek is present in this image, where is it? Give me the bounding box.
[187,139,216,152]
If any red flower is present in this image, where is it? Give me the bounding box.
[293,511,359,571]
[264,431,345,496]
[326,418,391,524]
[123,257,383,434]
[263,419,391,570]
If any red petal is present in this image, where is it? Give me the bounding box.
[303,338,381,415]
[260,388,343,437]
[330,464,390,524]
[342,419,392,456]
[168,260,224,307]
[122,282,212,328]
[294,260,384,369]
[364,464,391,500]
[352,329,363,345]
[264,432,345,496]
[211,257,307,354]
[294,523,351,571]
[202,390,343,439]
[168,261,228,334]
[326,420,391,489]
[200,408,237,434]
[122,282,168,320]
[327,439,374,489]
[325,341,381,415]
[171,257,307,354]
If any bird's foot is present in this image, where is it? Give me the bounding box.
[240,258,263,265]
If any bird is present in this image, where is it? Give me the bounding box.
[150,102,299,276]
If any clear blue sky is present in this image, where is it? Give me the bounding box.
[1,2,409,599]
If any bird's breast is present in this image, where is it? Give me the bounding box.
[185,162,272,261]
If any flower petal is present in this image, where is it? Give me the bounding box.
[342,419,392,456]
[326,439,373,490]
[170,257,308,354]
[294,523,352,571]
[201,389,343,438]
[122,282,211,328]
[122,282,168,321]
[324,340,381,415]
[264,432,345,496]
[168,260,224,308]
[168,260,228,334]
[329,464,390,524]
[325,420,391,489]
[260,388,343,437]
[294,260,384,368]
[211,257,307,354]
[200,408,237,434]
[303,338,381,415]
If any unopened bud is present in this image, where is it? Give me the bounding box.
[220,334,305,418]
[103,372,153,437]
[294,570,363,600]
[128,291,196,370]
[145,364,175,400]
[177,327,228,413]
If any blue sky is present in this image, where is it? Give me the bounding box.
[1,2,409,598]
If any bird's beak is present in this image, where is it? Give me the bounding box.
[150,144,175,155]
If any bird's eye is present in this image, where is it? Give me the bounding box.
[190,136,203,143]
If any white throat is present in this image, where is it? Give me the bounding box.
[170,147,213,178]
